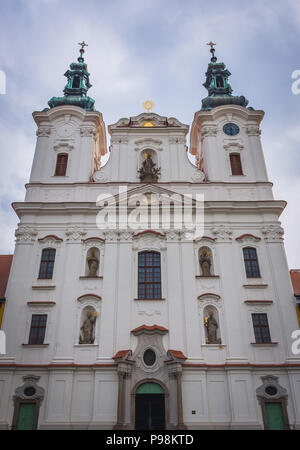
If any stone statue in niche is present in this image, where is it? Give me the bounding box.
[79,311,97,344]
[87,249,99,277]
[138,152,161,182]
[205,311,221,344]
[199,247,212,276]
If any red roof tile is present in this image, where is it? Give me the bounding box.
[290,270,300,296]
[0,255,13,298]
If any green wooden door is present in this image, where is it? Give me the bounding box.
[16,403,36,430]
[265,403,285,430]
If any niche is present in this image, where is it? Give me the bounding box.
[79,305,98,344]
[85,247,100,277]
[203,305,221,344]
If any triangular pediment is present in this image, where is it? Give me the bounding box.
[99,184,200,207]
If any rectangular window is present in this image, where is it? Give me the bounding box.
[38,248,56,279]
[252,313,271,343]
[243,247,261,278]
[230,153,243,175]
[138,251,161,299]
[28,314,47,345]
[54,154,68,176]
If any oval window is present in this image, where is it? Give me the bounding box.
[143,349,156,366]
[265,385,277,396]
[24,386,36,397]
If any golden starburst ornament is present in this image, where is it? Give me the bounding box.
[143,100,155,112]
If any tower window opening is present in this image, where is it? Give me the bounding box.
[72,77,80,88]
[230,153,243,175]
[216,76,224,88]
[55,154,68,176]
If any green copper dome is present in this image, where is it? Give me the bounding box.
[201,44,248,111]
[48,43,95,111]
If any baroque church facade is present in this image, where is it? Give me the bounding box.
[0,44,300,430]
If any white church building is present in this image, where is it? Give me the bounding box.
[0,43,300,430]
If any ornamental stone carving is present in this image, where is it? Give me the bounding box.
[212,225,232,241]
[191,170,205,183]
[246,126,261,136]
[169,136,186,145]
[103,230,119,242]
[66,226,87,241]
[15,225,38,243]
[201,126,218,140]
[262,225,284,242]
[80,127,97,138]
[256,375,288,404]
[14,375,45,403]
[36,127,51,137]
[134,138,162,151]
[165,230,183,242]
[223,141,244,151]
[92,170,109,182]
[111,136,129,144]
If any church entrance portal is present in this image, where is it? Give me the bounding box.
[135,382,165,430]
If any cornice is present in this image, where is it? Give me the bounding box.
[12,200,286,218]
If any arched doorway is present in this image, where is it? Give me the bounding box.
[135,382,165,430]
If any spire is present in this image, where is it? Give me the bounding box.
[201,42,248,111]
[48,42,95,111]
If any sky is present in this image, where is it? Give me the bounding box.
[0,0,300,268]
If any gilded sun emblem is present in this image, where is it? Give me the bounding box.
[143,100,154,112]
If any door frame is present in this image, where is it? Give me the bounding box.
[260,398,289,430]
[131,379,170,430]
[12,398,41,430]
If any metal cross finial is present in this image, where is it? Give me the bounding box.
[78,41,88,58]
[207,41,216,50]
[78,41,88,51]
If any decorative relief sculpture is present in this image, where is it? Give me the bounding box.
[246,126,261,136]
[201,126,218,140]
[262,225,284,242]
[138,153,161,182]
[66,226,87,241]
[80,126,97,138]
[79,309,97,344]
[36,127,51,137]
[15,225,38,243]
[212,225,232,241]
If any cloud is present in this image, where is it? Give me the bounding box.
[0,0,299,270]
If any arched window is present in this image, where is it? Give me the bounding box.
[54,154,68,176]
[230,153,243,175]
[243,247,260,278]
[138,251,161,299]
[38,248,56,279]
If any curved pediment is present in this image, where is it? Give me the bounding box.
[109,113,189,131]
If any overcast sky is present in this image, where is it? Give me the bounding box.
[0,0,300,268]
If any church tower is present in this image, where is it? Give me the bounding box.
[0,44,299,431]
[30,42,107,184]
